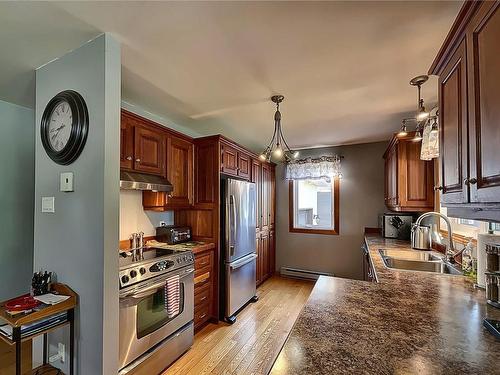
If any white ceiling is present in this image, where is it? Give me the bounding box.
[0,1,462,151]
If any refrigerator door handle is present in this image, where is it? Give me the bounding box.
[230,254,257,270]
[230,194,237,256]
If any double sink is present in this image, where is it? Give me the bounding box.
[379,249,462,275]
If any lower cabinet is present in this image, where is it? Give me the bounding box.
[194,249,215,330]
[256,229,274,286]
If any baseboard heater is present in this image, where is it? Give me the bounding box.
[280,267,334,280]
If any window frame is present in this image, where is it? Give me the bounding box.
[288,177,340,235]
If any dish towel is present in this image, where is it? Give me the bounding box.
[165,275,180,318]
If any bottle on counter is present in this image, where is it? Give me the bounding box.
[462,237,475,278]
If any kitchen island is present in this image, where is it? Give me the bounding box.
[270,235,500,374]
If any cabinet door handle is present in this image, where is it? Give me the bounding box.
[434,186,443,191]
[469,178,477,185]
[126,156,132,161]
[135,158,141,163]
[200,296,207,302]
[199,313,207,320]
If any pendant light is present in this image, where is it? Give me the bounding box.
[259,95,299,162]
[410,75,430,122]
[397,119,409,137]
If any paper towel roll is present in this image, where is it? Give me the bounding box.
[477,233,500,288]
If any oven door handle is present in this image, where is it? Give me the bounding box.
[121,267,194,299]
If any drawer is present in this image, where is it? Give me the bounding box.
[194,271,211,288]
[194,251,214,276]
[194,283,211,307]
[194,302,210,327]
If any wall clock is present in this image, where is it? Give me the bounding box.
[40,90,89,165]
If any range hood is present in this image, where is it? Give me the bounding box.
[120,170,173,192]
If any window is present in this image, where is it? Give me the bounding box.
[289,178,339,235]
[439,206,500,238]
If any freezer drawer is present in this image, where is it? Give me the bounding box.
[225,253,257,318]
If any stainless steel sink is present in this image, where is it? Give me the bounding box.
[379,249,442,262]
[378,249,462,275]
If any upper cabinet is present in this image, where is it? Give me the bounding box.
[120,110,166,177]
[134,126,166,176]
[430,1,500,220]
[383,133,435,212]
[438,39,468,204]
[166,136,194,207]
[121,110,194,210]
[220,139,251,180]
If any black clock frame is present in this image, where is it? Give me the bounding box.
[40,90,89,165]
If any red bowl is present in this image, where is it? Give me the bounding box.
[5,295,40,311]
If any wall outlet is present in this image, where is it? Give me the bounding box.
[60,172,74,192]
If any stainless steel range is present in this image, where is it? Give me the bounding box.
[118,247,194,374]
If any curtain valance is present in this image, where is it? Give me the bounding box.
[286,155,342,182]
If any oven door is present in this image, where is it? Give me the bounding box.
[119,266,194,370]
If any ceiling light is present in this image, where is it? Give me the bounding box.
[397,121,408,137]
[430,119,438,135]
[410,75,430,123]
[260,95,298,163]
[412,129,423,142]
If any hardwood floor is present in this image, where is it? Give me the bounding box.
[163,276,314,375]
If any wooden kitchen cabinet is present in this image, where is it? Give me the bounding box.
[221,143,239,175]
[251,159,262,229]
[429,1,500,220]
[220,139,252,180]
[134,126,166,176]
[120,110,166,177]
[120,114,134,170]
[383,133,435,212]
[165,135,194,207]
[194,249,215,330]
[437,39,468,204]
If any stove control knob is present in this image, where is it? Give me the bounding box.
[121,275,130,284]
[130,270,137,278]
[139,267,146,275]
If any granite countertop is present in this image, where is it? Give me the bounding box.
[146,240,215,255]
[270,235,500,375]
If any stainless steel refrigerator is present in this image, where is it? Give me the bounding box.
[221,178,257,323]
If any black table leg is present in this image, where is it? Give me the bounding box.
[69,308,75,375]
[43,332,48,365]
[13,327,21,375]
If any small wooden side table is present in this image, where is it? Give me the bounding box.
[0,283,78,375]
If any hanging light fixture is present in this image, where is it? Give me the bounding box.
[259,95,299,162]
[397,119,409,137]
[410,75,430,122]
[429,117,439,135]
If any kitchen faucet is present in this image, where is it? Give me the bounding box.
[413,212,456,263]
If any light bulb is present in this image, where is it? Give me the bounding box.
[412,130,423,142]
[417,110,429,121]
[430,121,438,135]
[397,124,408,137]
[259,153,267,161]
[273,146,283,158]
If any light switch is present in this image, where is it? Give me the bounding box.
[42,197,55,213]
[60,172,74,192]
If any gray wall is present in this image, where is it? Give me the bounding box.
[0,100,34,301]
[276,141,387,280]
[34,34,120,374]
